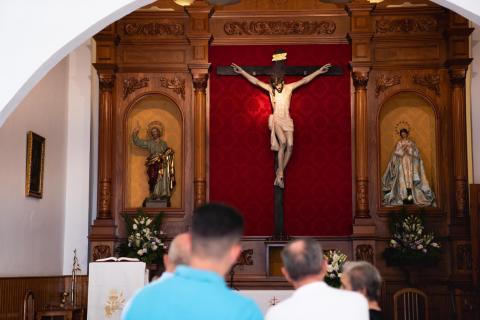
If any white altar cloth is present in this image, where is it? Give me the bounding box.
[240,290,294,314]
[87,262,147,320]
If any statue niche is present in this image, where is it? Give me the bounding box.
[379,92,438,208]
[132,121,176,207]
[126,94,183,209]
[382,126,436,207]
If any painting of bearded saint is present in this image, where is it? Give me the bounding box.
[381,128,436,207]
[132,121,176,207]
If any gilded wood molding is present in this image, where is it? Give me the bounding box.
[355,244,374,264]
[375,74,401,97]
[193,74,208,92]
[376,17,437,33]
[224,20,336,36]
[123,77,149,100]
[160,76,186,100]
[123,23,184,36]
[413,74,440,96]
[92,245,112,261]
[99,75,115,92]
[356,180,369,217]
[237,249,254,266]
[449,68,467,86]
[98,180,112,218]
[352,71,369,90]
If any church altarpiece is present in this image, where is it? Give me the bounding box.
[88,0,477,317]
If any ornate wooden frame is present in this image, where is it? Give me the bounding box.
[121,89,188,217]
[88,2,476,317]
[375,89,443,216]
[25,131,45,198]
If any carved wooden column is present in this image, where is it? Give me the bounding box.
[97,70,115,219]
[445,12,473,219]
[352,69,371,219]
[193,74,208,208]
[347,2,374,221]
[449,67,468,218]
[89,24,118,261]
[186,2,212,208]
[89,65,117,261]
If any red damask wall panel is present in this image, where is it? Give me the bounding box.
[210,44,352,236]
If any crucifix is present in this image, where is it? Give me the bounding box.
[269,296,281,306]
[217,49,343,239]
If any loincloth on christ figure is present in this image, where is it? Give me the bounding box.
[268,114,294,151]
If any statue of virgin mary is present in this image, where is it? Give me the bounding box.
[381,128,436,207]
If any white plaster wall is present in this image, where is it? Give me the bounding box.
[0,59,68,276]
[0,0,154,127]
[471,24,480,183]
[62,41,92,275]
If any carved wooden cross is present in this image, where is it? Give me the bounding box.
[216,50,343,240]
[217,62,343,78]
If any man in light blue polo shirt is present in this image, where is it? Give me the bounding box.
[122,203,263,320]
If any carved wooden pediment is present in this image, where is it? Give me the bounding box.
[224,20,336,36]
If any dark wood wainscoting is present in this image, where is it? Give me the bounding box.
[0,275,87,319]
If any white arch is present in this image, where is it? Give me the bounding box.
[0,0,155,127]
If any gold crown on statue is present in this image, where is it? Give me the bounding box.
[272,52,287,61]
[147,121,165,136]
[394,121,412,136]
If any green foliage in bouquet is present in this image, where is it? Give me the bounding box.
[383,207,441,267]
[118,208,167,264]
[324,249,347,288]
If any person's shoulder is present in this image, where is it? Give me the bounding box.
[228,289,260,307]
[265,298,293,320]
[214,290,262,320]
[122,281,168,319]
[332,287,368,308]
[130,280,167,300]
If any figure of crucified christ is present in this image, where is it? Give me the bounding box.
[231,61,331,188]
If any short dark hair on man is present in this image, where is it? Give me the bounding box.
[191,203,244,260]
[344,261,382,302]
[281,238,324,282]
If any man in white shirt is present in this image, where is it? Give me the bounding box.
[155,232,191,282]
[265,239,369,320]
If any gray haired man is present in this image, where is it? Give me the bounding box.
[266,238,368,320]
[156,232,191,282]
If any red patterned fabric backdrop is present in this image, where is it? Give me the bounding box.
[209,45,352,236]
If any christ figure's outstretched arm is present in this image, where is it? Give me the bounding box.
[231,63,271,91]
[289,63,331,90]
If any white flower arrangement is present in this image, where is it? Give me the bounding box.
[384,211,441,266]
[324,249,347,288]
[119,209,167,264]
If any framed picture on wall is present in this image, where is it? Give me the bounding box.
[25,131,45,198]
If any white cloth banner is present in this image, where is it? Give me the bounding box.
[87,262,147,320]
[240,290,294,315]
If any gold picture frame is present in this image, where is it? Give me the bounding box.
[26,131,45,198]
